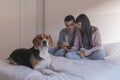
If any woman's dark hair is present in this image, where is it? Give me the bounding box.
[76,14,93,49]
[64,15,75,22]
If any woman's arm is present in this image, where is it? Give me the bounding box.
[70,30,81,51]
[84,28,102,56]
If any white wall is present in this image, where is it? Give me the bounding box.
[81,0,120,43]
[1,0,120,59]
[44,0,120,45]
[0,0,19,59]
[0,0,43,59]
[44,0,104,45]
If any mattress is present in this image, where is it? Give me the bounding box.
[0,55,120,80]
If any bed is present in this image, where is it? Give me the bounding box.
[0,42,120,80]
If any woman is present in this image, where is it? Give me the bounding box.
[66,14,106,60]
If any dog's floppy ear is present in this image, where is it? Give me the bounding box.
[32,35,39,47]
[48,34,53,47]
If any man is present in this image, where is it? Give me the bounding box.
[54,15,77,57]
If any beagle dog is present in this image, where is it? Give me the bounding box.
[9,34,61,75]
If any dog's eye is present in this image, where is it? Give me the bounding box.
[38,37,42,40]
[46,36,49,39]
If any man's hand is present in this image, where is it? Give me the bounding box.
[65,48,72,52]
[61,43,66,48]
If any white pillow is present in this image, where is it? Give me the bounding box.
[103,42,120,56]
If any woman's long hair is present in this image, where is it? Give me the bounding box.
[76,14,93,49]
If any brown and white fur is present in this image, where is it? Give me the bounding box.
[9,34,60,75]
[32,34,53,68]
[32,34,61,75]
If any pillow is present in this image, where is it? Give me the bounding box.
[103,42,120,56]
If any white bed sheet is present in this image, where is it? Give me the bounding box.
[0,55,120,80]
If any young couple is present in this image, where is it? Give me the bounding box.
[49,14,106,60]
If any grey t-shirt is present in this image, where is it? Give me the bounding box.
[57,27,76,48]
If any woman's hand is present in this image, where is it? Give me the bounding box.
[83,49,88,56]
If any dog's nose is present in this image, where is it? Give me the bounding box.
[43,41,47,46]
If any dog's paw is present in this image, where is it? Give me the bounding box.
[41,69,54,75]
[42,71,52,75]
[50,64,62,72]
[53,67,62,72]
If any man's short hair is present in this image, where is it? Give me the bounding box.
[64,15,75,22]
